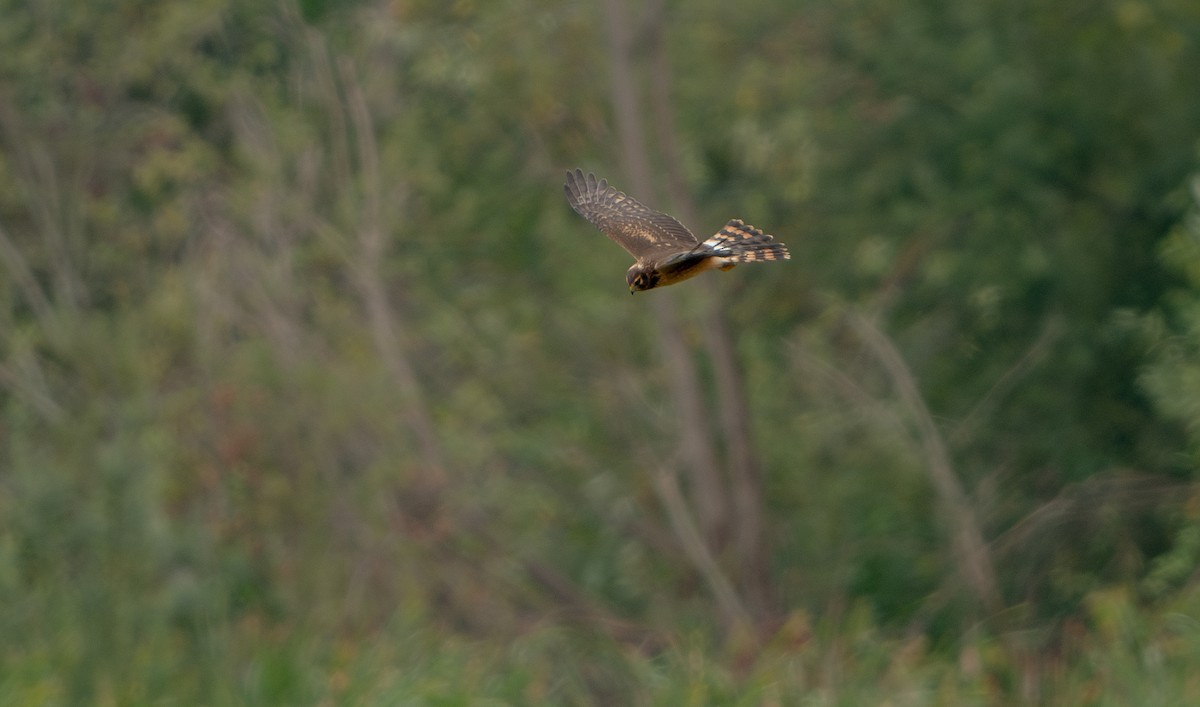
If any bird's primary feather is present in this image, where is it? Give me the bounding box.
[563,168,698,263]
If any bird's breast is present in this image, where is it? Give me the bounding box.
[653,254,730,287]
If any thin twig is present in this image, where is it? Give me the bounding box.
[790,340,914,443]
[951,316,1062,448]
[0,220,61,341]
[0,360,64,423]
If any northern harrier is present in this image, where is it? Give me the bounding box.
[564,168,789,293]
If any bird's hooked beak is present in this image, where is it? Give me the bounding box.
[629,284,636,295]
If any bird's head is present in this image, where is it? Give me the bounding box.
[626,265,659,294]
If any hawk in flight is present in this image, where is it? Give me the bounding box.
[564,168,789,293]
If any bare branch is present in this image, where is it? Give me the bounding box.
[602,0,727,543]
[652,466,753,629]
[303,26,353,190]
[602,0,654,195]
[339,56,447,488]
[640,6,774,612]
[992,472,1188,559]
[653,298,729,540]
[848,311,1002,613]
[0,100,84,312]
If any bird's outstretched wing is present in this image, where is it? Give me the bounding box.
[564,169,698,262]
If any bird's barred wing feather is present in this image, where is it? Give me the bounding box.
[564,169,699,262]
[700,219,790,262]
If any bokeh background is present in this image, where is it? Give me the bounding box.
[4,0,1200,703]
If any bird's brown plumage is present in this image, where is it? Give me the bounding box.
[563,169,789,292]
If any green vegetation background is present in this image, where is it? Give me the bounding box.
[3,0,1200,703]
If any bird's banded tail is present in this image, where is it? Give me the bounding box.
[702,219,790,262]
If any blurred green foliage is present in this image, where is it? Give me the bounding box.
[2,0,1200,702]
